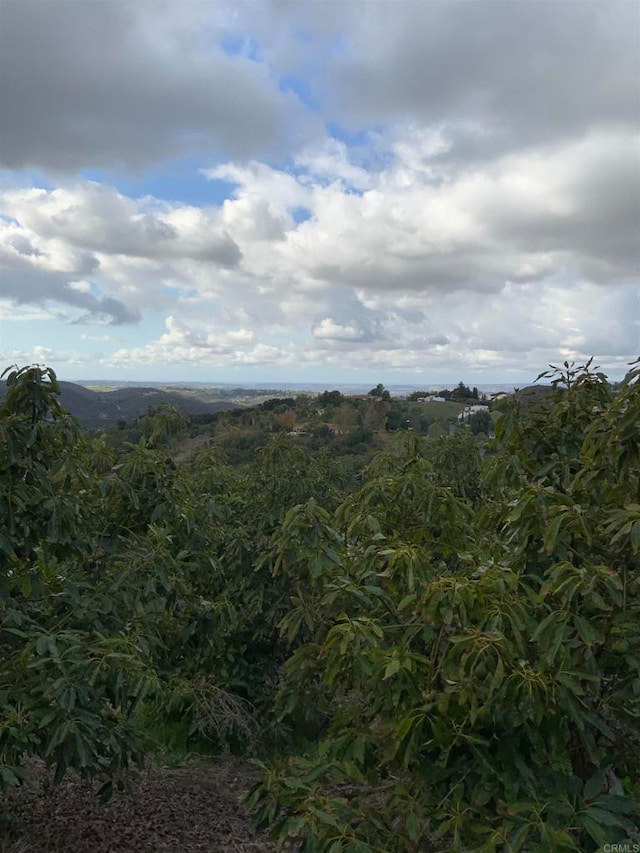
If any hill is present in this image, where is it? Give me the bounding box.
[0,380,240,429]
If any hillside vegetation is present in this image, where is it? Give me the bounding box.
[0,380,240,430]
[0,360,638,852]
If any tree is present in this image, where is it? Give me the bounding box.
[249,360,640,852]
[0,366,154,793]
[385,408,406,431]
[317,390,344,407]
[468,408,492,435]
[450,380,474,400]
[362,399,388,431]
[369,383,391,400]
[334,401,359,430]
[1,364,65,424]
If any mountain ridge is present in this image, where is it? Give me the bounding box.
[0,380,239,429]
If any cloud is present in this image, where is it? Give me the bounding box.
[0,0,317,173]
[0,300,56,322]
[105,315,271,368]
[2,122,638,371]
[93,274,638,379]
[1,183,242,267]
[219,129,639,298]
[326,0,640,158]
[313,318,366,341]
[80,333,117,343]
[1,0,637,380]
[0,259,140,326]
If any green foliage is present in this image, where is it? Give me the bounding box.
[368,384,390,401]
[2,359,639,852]
[248,360,640,851]
[0,370,328,795]
[468,408,493,435]
[0,366,84,575]
[450,381,479,401]
[317,390,344,407]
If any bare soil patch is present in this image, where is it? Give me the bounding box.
[0,758,274,853]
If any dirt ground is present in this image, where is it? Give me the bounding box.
[0,758,275,853]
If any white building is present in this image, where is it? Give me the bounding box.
[458,404,490,421]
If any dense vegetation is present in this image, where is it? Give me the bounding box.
[1,361,638,851]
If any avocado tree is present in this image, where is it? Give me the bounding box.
[0,366,157,793]
[248,361,640,852]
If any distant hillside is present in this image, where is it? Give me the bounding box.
[0,381,240,429]
[513,384,556,406]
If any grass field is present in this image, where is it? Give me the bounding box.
[405,400,466,422]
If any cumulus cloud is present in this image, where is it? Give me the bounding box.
[1,184,241,266]
[105,315,273,368]
[313,318,366,341]
[0,249,140,326]
[2,122,638,370]
[208,128,639,298]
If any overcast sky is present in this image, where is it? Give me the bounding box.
[1,0,638,385]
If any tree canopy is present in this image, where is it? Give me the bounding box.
[1,359,638,850]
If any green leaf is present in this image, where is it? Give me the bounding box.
[583,806,623,826]
[543,515,563,553]
[573,615,598,645]
[397,594,417,613]
[583,770,604,801]
[312,809,340,828]
[406,812,421,842]
[592,794,635,815]
[532,611,561,641]
[577,814,608,846]
[384,657,401,680]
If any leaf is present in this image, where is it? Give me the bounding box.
[397,594,417,613]
[0,766,19,787]
[20,572,32,597]
[592,794,635,814]
[406,812,421,842]
[384,657,401,680]
[543,515,563,553]
[507,821,531,851]
[583,806,623,827]
[312,809,340,828]
[577,814,608,846]
[573,615,598,645]
[543,827,581,850]
[532,611,561,641]
[583,770,604,801]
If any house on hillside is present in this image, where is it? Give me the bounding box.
[457,404,490,421]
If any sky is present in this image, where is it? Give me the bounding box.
[0,0,639,386]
